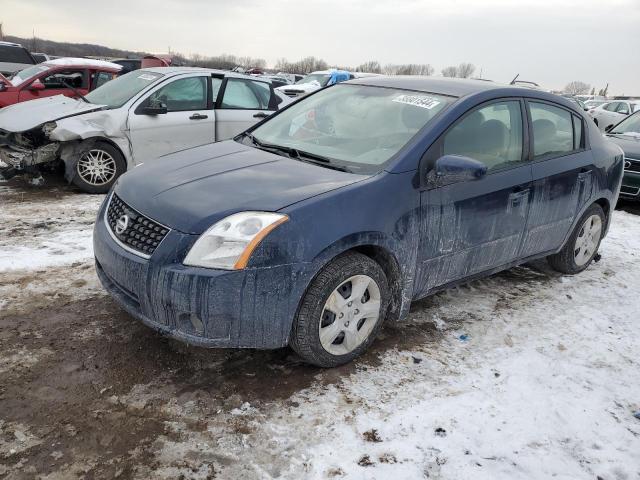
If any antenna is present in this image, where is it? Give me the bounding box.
[510,73,519,85]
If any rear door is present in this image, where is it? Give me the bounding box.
[214,77,277,140]
[415,99,532,297]
[520,100,593,256]
[128,74,215,164]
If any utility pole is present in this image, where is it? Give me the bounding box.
[0,23,4,41]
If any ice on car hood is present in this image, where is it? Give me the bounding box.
[276,81,322,93]
[0,95,106,132]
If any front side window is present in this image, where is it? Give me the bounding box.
[148,76,207,112]
[221,78,270,110]
[0,45,34,64]
[443,100,524,172]
[250,84,452,173]
[530,102,574,159]
[41,69,87,89]
[85,70,163,109]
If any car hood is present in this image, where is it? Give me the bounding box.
[115,140,368,234]
[607,133,640,158]
[0,95,106,132]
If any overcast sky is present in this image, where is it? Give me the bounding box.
[3,0,640,94]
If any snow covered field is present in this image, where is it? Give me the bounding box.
[0,180,639,479]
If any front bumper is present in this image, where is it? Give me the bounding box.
[93,203,308,349]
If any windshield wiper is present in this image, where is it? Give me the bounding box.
[60,79,90,103]
[243,133,351,172]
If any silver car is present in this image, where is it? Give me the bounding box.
[0,67,292,193]
[589,100,640,132]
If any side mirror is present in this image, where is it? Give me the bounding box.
[0,81,6,92]
[428,154,487,187]
[28,80,45,91]
[140,102,168,115]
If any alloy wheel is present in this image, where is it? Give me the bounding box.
[76,149,117,186]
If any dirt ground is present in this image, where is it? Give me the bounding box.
[1,177,639,479]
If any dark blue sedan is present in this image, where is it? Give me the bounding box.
[93,77,623,367]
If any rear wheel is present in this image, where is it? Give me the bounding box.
[72,141,126,194]
[547,204,605,274]
[290,252,389,367]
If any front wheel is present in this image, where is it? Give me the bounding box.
[547,204,605,274]
[290,252,389,367]
[72,141,126,194]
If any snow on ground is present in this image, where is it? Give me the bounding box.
[1,182,639,479]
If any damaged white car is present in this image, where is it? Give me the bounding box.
[0,67,292,193]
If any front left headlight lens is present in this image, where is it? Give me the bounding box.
[183,212,289,270]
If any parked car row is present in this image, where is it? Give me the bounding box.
[0,67,292,192]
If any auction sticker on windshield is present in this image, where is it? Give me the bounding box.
[392,94,442,109]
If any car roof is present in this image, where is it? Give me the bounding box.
[345,75,526,97]
[140,66,272,82]
[44,57,123,71]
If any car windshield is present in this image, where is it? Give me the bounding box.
[610,112,640,136]
[249,84,453,173]
[9,64,50,86]
[85,70,163,108]
[296,74,331,86]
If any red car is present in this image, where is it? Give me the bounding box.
[0,58,122,108]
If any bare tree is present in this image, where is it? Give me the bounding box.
[382,63,433,75]
[457,62,475,78]
[564,81,591,95]
[441,66,458,77]
[357,61,382,73]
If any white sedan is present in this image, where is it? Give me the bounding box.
[0,68,292,192]
[588,100,640,132]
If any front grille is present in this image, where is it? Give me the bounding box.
[106,193,169,257]
[620,185,640,196]
[624,157,640,174]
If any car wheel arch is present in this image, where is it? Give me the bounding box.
[296,236,406,326]
[557,197,611,252]
[59,137,127,183]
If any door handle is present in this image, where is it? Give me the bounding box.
[189,113,208,120]
[253,112,269,118]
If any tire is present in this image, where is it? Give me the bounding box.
[290,252,390,367]
[547,203,605,274]
[72,141,126,194]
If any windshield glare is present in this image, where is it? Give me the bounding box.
[250,84,453,173]
[10,65,50,86]
[611,112,640,135]
[296,74,330,86]
[85,70,163,108]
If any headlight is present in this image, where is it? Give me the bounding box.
[183,212,288,270]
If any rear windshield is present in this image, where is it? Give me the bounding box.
[85,70,163,108]
[0,45,35,64]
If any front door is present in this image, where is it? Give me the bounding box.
[415,99,532,297]
[128,75,215,164]
[215,77,276,140]
[520,100,595,256]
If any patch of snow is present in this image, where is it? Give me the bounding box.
[45,57,122,70]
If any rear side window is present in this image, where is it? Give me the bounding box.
[573,115,583,150]
[529,102,574,159]
[616,103,630,115]
[603,102,619,112]
[221,78,270,110]
[443,100,524,173]
[0,45,34,64]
